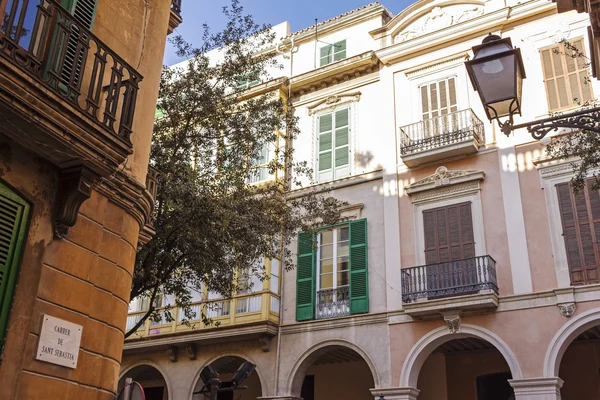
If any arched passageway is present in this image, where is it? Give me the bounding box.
[118,364,169,400]
[191,356,263,400]
[417,337,514,400]
[558,324,600,399]
[290,344,377,400]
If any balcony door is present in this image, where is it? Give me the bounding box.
[419,77,458,139]
[423,202,477,296]
[316,226,350,319]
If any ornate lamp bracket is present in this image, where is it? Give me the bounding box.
[54,166,99,238]
[499,106,600,140]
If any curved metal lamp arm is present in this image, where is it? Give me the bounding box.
[498,106,600,140]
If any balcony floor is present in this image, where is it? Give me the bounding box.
[402,290,499,317]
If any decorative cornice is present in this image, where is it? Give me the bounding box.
[404,52,469,78]
[307,91,361,115]
[280,312,388,335]
[405,166,485,195]
[290,52,379,96]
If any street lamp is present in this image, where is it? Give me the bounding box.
[465,34,600,139]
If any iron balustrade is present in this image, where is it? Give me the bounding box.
[171,0,181,15]
[399,109,484,155]
[0,0,142,143]
[401,255,498,303]
[316,286,350,319]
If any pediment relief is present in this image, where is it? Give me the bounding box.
[405,166,485,195]
[394,4,484,44]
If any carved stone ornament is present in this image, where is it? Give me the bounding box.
[558,303,576,318]
[395,6,484,43]
[307,91,361,115]
[405,166,485,195]
[186,343,197,360]
[167,346,178,362]
[442,312,461,334]
[54,166,100,238]
[259,335,271,352]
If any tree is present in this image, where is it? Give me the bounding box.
[126,1,345,338]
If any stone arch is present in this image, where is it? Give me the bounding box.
[187,352,267,399]
[544,307,600,377]
[286,339,381,396]
[400,324,523,388]
[119,360,173,400]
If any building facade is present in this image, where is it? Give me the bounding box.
[0,0,179,399]
[122,1,600,399]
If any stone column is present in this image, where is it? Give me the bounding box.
[370,387,420,400]
[510,377,563,400]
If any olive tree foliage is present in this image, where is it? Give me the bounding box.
[126,1,345,338]
[543,39,600,192]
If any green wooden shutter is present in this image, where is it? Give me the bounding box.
[334,108,350,178]
[296,232,315,321]
[318,113,333,181]
[0,182,31,351]
[333,40,346,62]
[349,219,368,314]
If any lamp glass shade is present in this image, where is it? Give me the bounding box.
[466,36,525,121]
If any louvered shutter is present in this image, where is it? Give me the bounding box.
[59,0,98,88]
[296,232,315,321]
[349,219,368,314]
[540,39,593,112]
[420,77,458,137]
[334,108,350,178]
[423,202,475,263]
[317,113,333,182]
[0,183,30,351]
[557,181,600,285]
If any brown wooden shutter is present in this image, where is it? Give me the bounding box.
[423,202,475,264]
[557,181,600,285]
[540,39,594,112]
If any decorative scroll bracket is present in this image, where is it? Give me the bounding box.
[167,346,178,362]
[441,312,461,334]
[54,166,99,239]
[500,106,600,140]
[186,343,197,360]
[259,335,271,352]
[558,302,576,318]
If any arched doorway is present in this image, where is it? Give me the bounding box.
[544,308,600,399]
[289,344,377,400]
[401,325,522,400]
[191,356,263,400]
[118,364,170,400]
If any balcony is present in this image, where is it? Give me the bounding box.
[0,0,141,175]
[168,0,183,34]
[399,109,484,168]
[401,255,499,317]
[124,291,280,348]
[316,286,350,319]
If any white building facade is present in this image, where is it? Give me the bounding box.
[121,2,600,400]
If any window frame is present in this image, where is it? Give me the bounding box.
[319,39,347,67]
[315,106,352,183]
[315,224,350,293]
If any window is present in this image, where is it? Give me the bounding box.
[540,38,593,112]
[296,219,368,321]
[423,202,475,264]
[556,179,600,285]
[317,107,350,182]
[270,258,280,294]
[235,74,260,90]
[419,77,458,138]
[420,77,458,120]
[319,40,346,67]
[247,143,272,184]
[0,181,31,353]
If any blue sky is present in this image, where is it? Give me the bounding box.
[164,0,414,66]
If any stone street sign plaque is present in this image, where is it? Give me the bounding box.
[35,314,82,369]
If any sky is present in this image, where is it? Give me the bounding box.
[164,0,415,66]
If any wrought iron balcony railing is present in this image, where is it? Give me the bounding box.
[171,0,182,15]
[0,0,142,143]
[316,286,350,320]
[399,109,484,155]
[401,255,498,303]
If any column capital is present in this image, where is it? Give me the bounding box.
[509,377,563,399]
[370,387,420,400]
